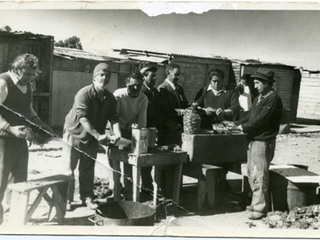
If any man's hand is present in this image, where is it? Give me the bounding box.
[9,125,27,138]
[98,133,120,146]
[216,108,225,116]
[204,107,216,116]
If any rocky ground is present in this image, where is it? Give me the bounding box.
[1,126,320,237]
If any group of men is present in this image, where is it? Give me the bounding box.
[0,53,283,224]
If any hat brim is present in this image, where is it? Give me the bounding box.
[140,66,157,74]
[252,74,275,82]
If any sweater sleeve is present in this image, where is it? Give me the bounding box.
[75,89,90,119]
[241,96,281,133]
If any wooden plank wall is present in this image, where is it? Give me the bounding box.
[242,65,295,120]
[51,70,118,127]
[0,36,53,124]
[297,72,320,121]
[172,57,231,102]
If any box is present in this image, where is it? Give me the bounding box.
[131,128,149,155]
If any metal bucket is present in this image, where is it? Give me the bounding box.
[89,201,156,226]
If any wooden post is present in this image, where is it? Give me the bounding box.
[172,163,183,204]
[9,191,30,225]
[113,160,121,201]
[152,166,161,206]
[132,165,141,202]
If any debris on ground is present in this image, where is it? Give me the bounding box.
[93,177,113,199]
[263,205,320,229]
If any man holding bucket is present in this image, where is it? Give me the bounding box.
[229,68,283,220]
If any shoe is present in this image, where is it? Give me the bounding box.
[84,197,98,210]
[248,211,266,220]
[246,205,254,212]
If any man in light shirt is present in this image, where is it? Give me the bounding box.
[113,71,148,200]
[0,53,51,224]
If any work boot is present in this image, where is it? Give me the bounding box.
[84,197,98,210]
[248,211,266,220]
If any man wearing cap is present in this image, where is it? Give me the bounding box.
[157,63,188,145]
[63,63,121,210]
[230,68,283,220]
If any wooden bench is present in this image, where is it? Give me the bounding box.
[183,164,227,209]
[8,174,73,225]
[241,163,320,211]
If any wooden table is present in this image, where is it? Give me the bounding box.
[109,147,187,206]
[181,133,247,165]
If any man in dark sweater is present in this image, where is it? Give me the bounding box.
[0,53,51,224]
[231,68,283,220]
[194,68,240,129]
[63,63,121,210]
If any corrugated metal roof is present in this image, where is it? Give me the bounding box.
[54,47,115,61]
[0,30,53,40]
[231,58,295,68]
[113,48,229,62]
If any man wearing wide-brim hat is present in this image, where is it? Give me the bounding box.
[230,68,283,220]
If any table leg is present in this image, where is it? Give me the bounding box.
[113,160,121,201]
[132,165,141,202]
[152,166,161,206]
[9,191,30,225]
[172,163,183,204]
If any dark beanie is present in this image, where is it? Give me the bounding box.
[93,63,109,75]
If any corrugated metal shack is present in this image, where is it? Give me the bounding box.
[113,49,235,103]
[296,70,320,124]
[52,47,141,127]
[232,59,301,123]
[0,31,54,124]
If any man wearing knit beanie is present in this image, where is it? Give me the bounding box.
[62,62,121,210]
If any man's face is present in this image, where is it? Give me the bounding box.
[168,68,180,85]
[210,75,223,91]
[254,79,268,94]
[144,71,156,87]
[93,70,111,92]
[127,77,142,97]
[17,67,36,85]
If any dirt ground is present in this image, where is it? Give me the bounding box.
[1,125,320,237]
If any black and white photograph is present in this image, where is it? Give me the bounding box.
[0,1,320,238]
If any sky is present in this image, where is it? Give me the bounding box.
[0,7,320,70]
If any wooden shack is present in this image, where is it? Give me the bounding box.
[113,49,235,103]
[51,47,139,127]
[0,31,54,124]
[232,60,301,122]
[296,70,320,124]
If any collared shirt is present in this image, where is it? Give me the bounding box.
[207,85,227,96]
[0,71,27,104]
[256,90,274,105]
[165,79,176,90]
